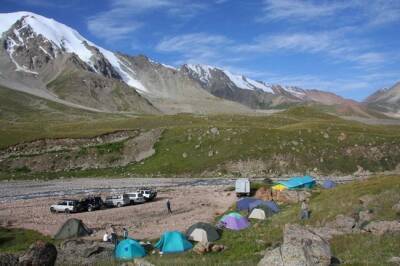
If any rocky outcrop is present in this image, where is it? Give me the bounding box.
[18,240,57,266]
[364,221,400,235]
[0,253,19,266]
[57,239,114,265]
[311,215,358,240]
[258,224,331,266]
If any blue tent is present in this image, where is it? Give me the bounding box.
[115,238,146,260]
[237,198,259,211]
[248,200,280,213]
[155,231,193,254]
[322,180,336,189]
[278,176,315,190]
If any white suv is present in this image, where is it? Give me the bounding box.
[105,194,130,208]
[126,192,146,205]
[50,199,80,213]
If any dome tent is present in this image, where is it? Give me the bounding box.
[115,238,146,260]
[155,231,193,254]
[219,212,250,230]
[54,218,91,240]
[249,208,267,220]
[322,180,336,189]
[186,222,220,243]
[236,198,259,211]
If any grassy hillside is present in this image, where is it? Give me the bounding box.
[2,176,399,265]
[1,86,400,178]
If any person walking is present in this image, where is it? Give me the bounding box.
[166,199,172,214]
[300,199,310,220]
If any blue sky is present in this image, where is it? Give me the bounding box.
[1,0,400,100]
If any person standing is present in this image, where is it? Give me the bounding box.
[122,228,128,239]
[300,199,310,220]
[166,199,172,214]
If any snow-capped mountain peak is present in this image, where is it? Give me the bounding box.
[0,11,147,92]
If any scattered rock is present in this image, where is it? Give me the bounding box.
[275,190,311,204]
[392,202,400,213]
[258,224,331,266]
[133,258,155,266]
[364,220,400,235]
[193,242,212,255]
[182,152,188,158]
[208,150,214,157]
[255,187,273,201]
[338,132,347,141]
[210,127,220,135]
[388,257,400,265]
[19,240,57,266]
[211,244,225,253]
[0,253,19,266]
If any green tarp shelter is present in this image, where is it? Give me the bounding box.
[54,218,91,240]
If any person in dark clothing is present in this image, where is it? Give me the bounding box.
[123,228,128,239]
[166,199,172,214]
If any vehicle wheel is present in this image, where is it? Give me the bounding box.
[65,209,70,214]
[88,206,93,212]
[50,207,56,213]
[117,203,121,208]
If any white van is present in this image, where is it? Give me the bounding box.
[235,178,250,197]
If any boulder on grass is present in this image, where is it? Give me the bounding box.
[19,240,57,266]
[258,224,331,266]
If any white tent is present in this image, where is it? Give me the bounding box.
[189,228,208,243]
[249,208,266,220]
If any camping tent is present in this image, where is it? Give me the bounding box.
[54,218,91,240]
[115,238,146,260]
[155,231,193,254]
[277,176,315,190]
[186,222,220,243]
[248,200,280,214]
[249,208,267,220]
[188,229,208,243]
[220,212,250,230]
[236,198,259,211]
[322,180,336,189]
[272,184,287,191]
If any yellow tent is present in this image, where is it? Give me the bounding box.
[272,184,287,191]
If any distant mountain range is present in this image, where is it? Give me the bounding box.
[0,11,398,118]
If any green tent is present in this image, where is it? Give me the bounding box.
[186,222,220,242]
[155,231,192,254]
[54,218,91,240]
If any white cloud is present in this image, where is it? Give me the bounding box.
[257,0,351,22]
[88,0,207,41]
[156,33,232,64]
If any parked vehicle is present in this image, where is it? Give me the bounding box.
[104,194,130,208]
[80,196,104,212]
[235,178,250,197]
[126,192,146,205]
[50,199,80,213]
[137,187,157,201]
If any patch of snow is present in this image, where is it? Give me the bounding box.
[283,86,306,99]
[161,63,176,70]
[13,29,24,43]
[186,64,215,83]
[245,78,274,93]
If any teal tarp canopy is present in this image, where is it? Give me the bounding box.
[278,176,315,189]
[155,231,193,254]
[115,238,146,260]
